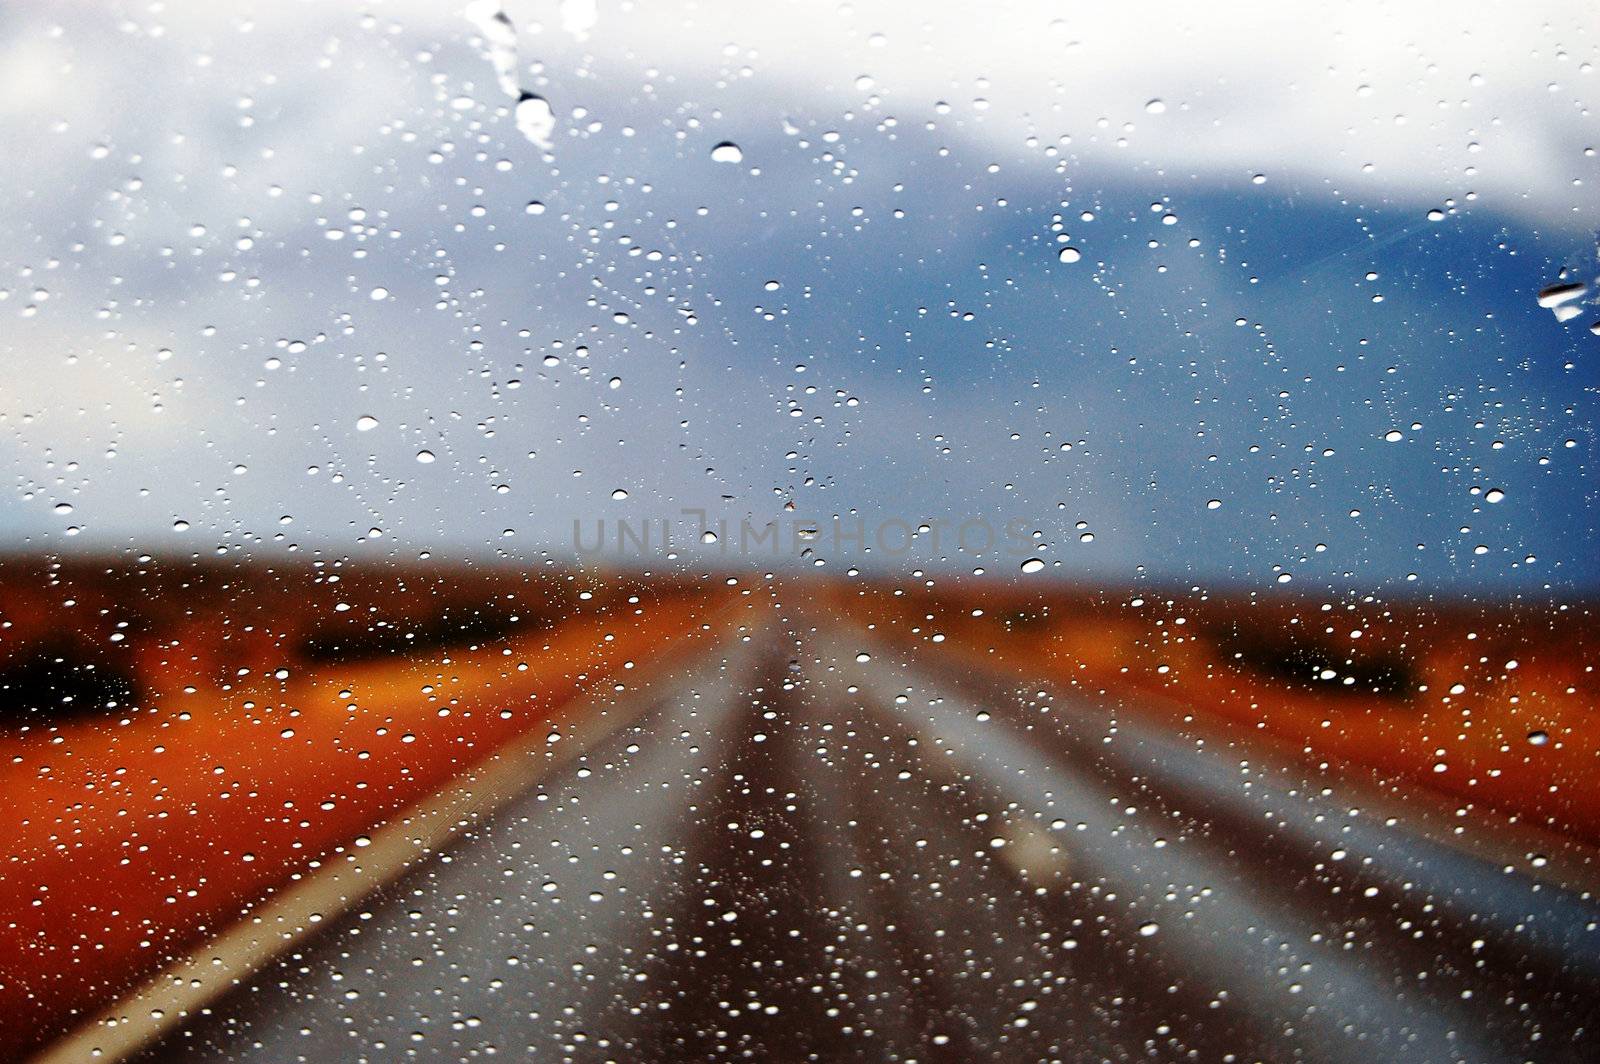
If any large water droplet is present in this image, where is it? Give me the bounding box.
[466,1,521,97]
[559,0,598,39]
[515,93,556,147]
[1537,281,1586,309]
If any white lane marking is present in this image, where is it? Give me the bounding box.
[33,620,755,1064]
[822,631,1504,1060]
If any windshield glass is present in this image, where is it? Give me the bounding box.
[2,2,1598,1061]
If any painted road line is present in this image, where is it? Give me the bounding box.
[32,619,757,1064]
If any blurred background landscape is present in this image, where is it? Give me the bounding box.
[2,1,1598,1060]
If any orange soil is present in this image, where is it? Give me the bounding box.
[0,589,726,1058]
[833,583,1600,846]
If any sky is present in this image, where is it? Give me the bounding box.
[0,0,1596,595]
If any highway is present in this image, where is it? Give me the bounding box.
[64,613,1600,1062]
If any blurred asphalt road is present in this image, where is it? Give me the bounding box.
[108,619,1600,1062]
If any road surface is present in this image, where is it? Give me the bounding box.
[55,613,1600,1062]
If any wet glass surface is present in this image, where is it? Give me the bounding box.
[2,2,1598,1061]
